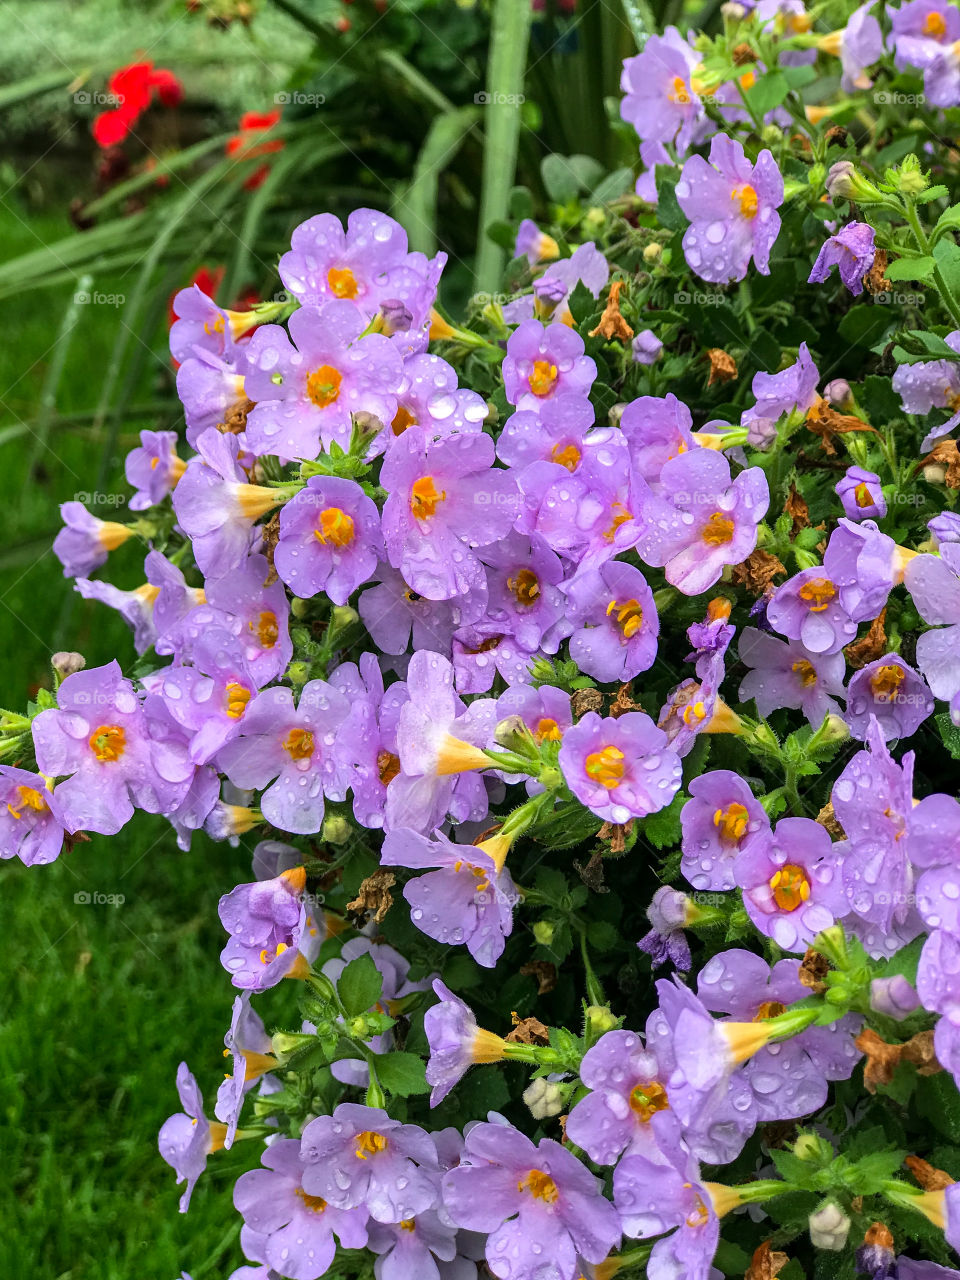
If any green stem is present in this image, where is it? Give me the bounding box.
[905,200,960,328]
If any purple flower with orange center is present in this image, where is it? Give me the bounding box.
[502,319,597,411]
[215,994,277,1148]
[497,394,595,474]
[836,465,886,520]
[905,542,960,699]
[358,565,485,658]
[379,352,489,454]
[423,978,508,1106]
[175,341,249,447]
[558,710,682,825]
[381,426,518,601]
[737,626,846,723]
[300,1102,440,1223]
[565,1028,675,1165]
[159,1062,229,1213]
[822,518,905,623]
[637,449,769,595]
[380,827,517,968]
[32,659,193,835]
[244,301,403,459]
[892,0,960,106]
[766,567,859,654]
[565,560,659,682]
[233,1137,370,1278]
[275,475,382,605]
[619,392,696,483]
[657,664,744,760]
[846,653,933,741]
[125,429,186,510]
[330,653,408,830]
[74,576,160,656]
[808,222,876,296]
[53,500,135,578]
[169,282,255,364]
[515,218,560,265]
[152,629,259,766]
[892,330,960,450]
[218,865,316,990]
[478,530,567,652]
[441,1120,621,1280]
[736,816,846,952]
[675,135,783,283]
[680,769,770,892]
[743,341,820,431]
[0,766,64,866]
[620,28,708,153]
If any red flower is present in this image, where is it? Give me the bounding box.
[91,61,183,149]
[226,109,284,190]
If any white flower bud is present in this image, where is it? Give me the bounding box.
[809,1202,851,1250]
[523,1077,564,1119]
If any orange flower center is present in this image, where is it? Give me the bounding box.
[327,266,359,299]
[399,1219,416,1232]
[508,568,541,607]
[739,69,756,90]
[535,717,562,742]
[306,364,342,409]
[410,476,446,519]
[6,784,48,820]
[283,728,315,760]
[259,941,289,965]
[528,360,559,398]
[550,442,581,471]
[854,481,875,509]
[924,10,948,38]
[629,1081,670,1121]
[88,724,126,762]
[315,506,355,547]
[702,511,735,545]
[392,405,417,436]
[452,860,492,893]
[517,1169,559,1203]
[378,750,401,785]
[295,1188,329,1213]
[355,1131,388,1159]
[791,658,818,688]
[584,746,624,788]
[869,663,905,702]
[713,802,749,844]
[731,184,758,219]
[251,610,278,649]
[225,682,252,719]
[769,863,811,912]
[753,1000,787,1022]
[602,502,632,541]
[606,596,644,639]
[798,577,836,612]
[668,75,692,104]
[682,699,707,727]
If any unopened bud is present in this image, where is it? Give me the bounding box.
[533,921,555,947]
[322,813,352,846]
[824,378,852,409]
[825,161,884,205]
[585,1004,619,1034]
[523,1077,565,1119]
[870,974,921,1020]
[52,651,86,679]
[809,1203,851,1250]
[897,154,929,195]
[642,242,662,264]
[762,124,783,147]
[923,463,947,486]
[378,298,413,336]
[494,714,533,752]
[793,1132,833,1163]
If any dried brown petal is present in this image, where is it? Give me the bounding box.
[347,869,396,925]
[844,607,888,669]
[589,280,634,341]
[746,1241,790,1280]
[520,961,558,995]
[706,347,739,385]
[730,549,786,594]
[572,688,605,717]
[906,1155,955,1191]
[799,948,829,994]
[506,1014,550,1045]
[784,482,810,536]
[816,801,846,840]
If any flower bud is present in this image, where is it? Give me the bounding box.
[51,651,86,681]
[923,463,947,486]
[825,161,884,205]
[642,242,662,264]
[896,153,929,195]
[586,1004,619,1034]
[533,920,556,947]
[870,974,921,1020]
[793,1132,833,1163]
[494,714,533,753]
[809,1202,851,1250]
[632,329,663,365]
[762,124,783,147]
[824,378,852,409]
[322,813,352,845]
[523,1077,565,1119]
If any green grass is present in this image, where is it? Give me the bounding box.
[0,199,259,1277]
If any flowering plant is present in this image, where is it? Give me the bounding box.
[16,1,960,1277]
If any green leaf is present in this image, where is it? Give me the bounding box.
[372,1051,430,1097]
[837,305,893,349]
[937,711,960,760]
[588,921,619,952]
[885,255,936,283]
[338,953,384,1017]
[935,236,960,298]
[935,204,960,234]
[590,167,634,204]
[917,1071,960,1143]
[398,106,481,255]
[893,328,960,364]
[637,790,687,850]
[744,70,790,118]
[654,165,686,233]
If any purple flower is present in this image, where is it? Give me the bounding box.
[423,978,506,1106]
[152,630,259,765]
[244,302,403,460]
[636,450,769,594]
[620,28,708,153]
[442,1120,621,1280]
[505,244,610,326]
[125,429,186,510]
[497,395,595,473]
[300,1102,440,1223]
[358,565,484,657]
[515,219,560,265]
[275,475,382,604]
[218,866,315,990]
[892,0,960,104]
[767,568,859,655]
[744,342,820,427]
[53,500,134,578]
[558,711,682,824]
[686,600,735,679]
[871,974,922,1020]
[808,222,876,296]
[367,1210,460,1280]
[929,512,960,545]
[824,518,903,622]
[619,393,695,483]
[892,331,960,450]
[836,465,886,520]
[905,544,960,698]
[737,816,846,952]
[831,2,884,90]
[74,576,159,655]
[698,949,861,1119]
[638,886,694,970]
[216,994,276,1148]
[631,329,663,365]
[917,929,960,1082]
[845,654,933,741]
[381,427,517,601]
[380,828,517,968]
[217,680,351,834]
[387,650,496,834]
[676,135,783,283]
[680,769,771,891]
[234,1137,369,1279]
[32,660,192,835]
[737,625,846,722]
[565,1028,677,1164]
[382,353,488,453]
[478,530,567,652]
[450,627,538,695]
[502,319,597,411]
[330,653,408,829]
[159,1063,227,1213]
[176,344,249,447]
[565,560,659,682]
[0,767,64,865]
